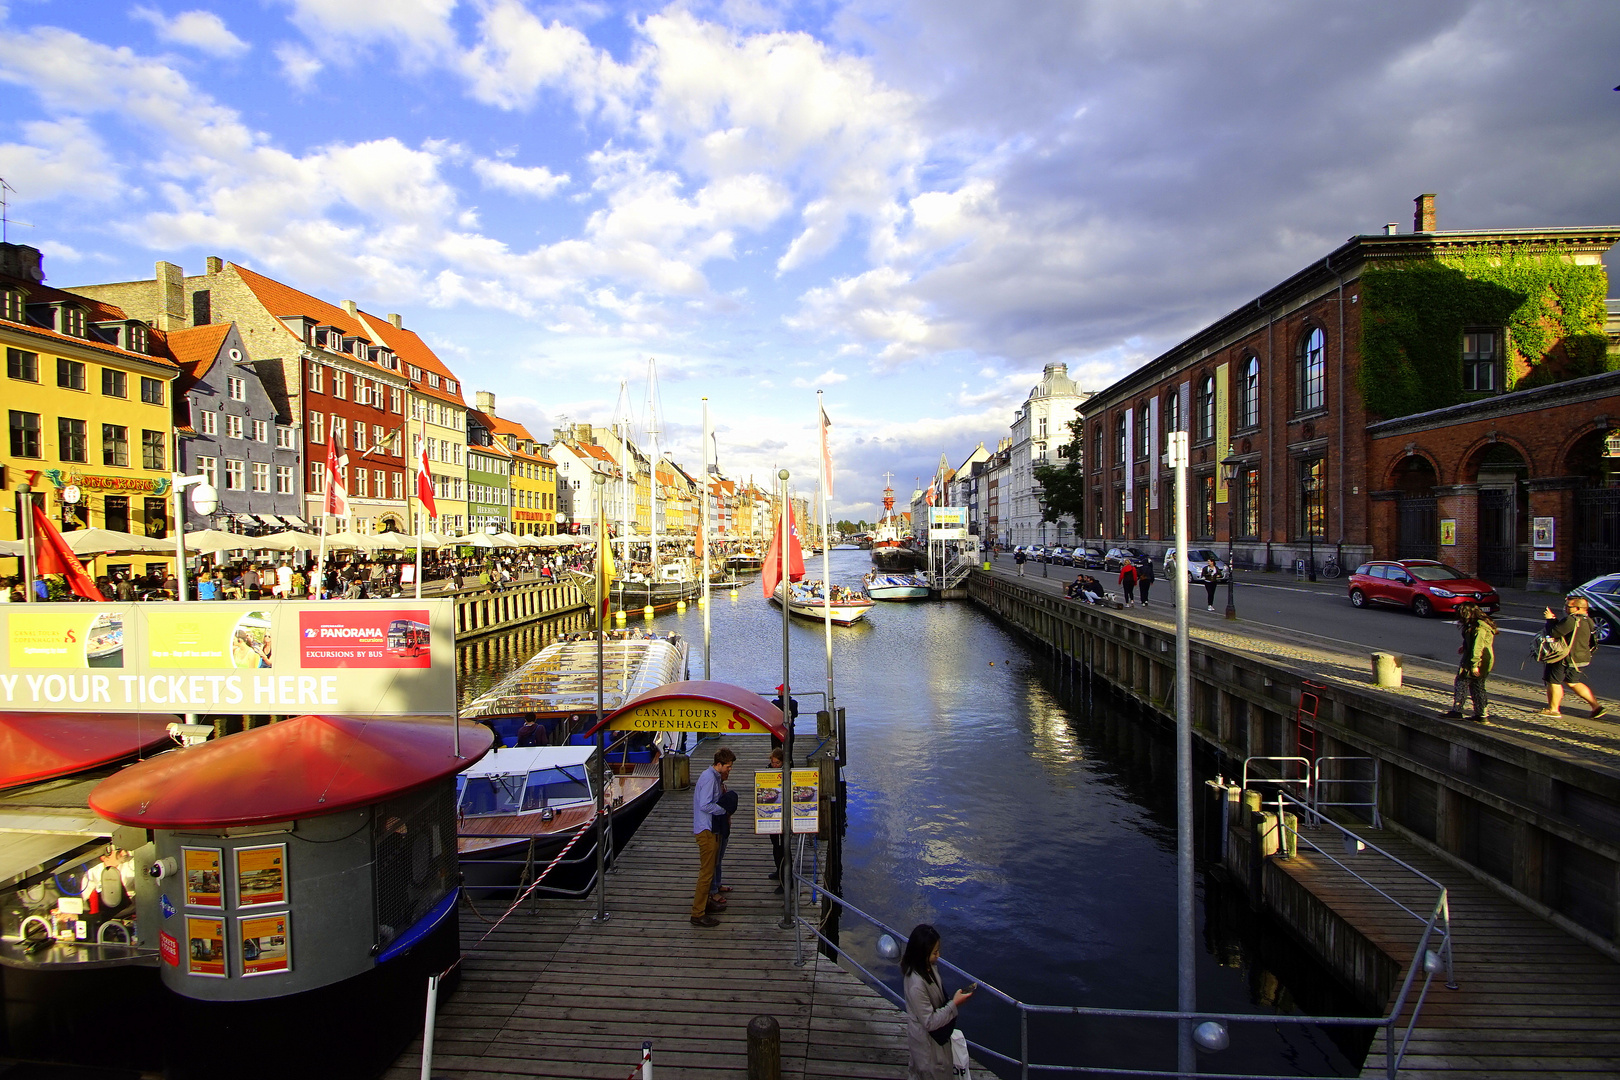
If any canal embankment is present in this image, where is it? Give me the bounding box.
[451,578,588,640]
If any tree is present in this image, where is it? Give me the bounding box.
[1032,417,1085,529]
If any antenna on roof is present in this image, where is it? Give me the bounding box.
[0,179,36,245]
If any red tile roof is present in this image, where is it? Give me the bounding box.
[355,312,467,408]
[159,323,233,382]
[1,274,178,370]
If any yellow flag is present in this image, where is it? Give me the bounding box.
[599,536,616,617]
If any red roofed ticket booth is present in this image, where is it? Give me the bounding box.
[87,714,491,1079]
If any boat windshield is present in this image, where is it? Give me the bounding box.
[459,774,526,815]
[522,766,593,810]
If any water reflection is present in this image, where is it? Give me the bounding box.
[458,551,1366,1078]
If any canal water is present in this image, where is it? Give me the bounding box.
[458,549,1370,1078]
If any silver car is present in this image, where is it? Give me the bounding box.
[1164,547,1229,583]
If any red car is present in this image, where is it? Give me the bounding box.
[1347,560,1500,618]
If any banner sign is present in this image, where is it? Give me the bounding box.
[753,768,820,835]
[601,697,777,735]
[0,600,455,716]
[928,507,968,540]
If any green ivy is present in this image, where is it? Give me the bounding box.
[1357,247,1610,419]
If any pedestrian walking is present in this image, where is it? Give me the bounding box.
[1539,595,1605,719]
[901,924,974,1080]
[1014,548,1026,576]
[689,747,735,927]
[1138,555,1154,607]
[1118,560,1138,605]
[1200,557,1220,611]
[766,746,786,891]
[1442,602,1496,721]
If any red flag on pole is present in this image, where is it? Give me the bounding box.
[31,504,104,600]
[925,480,937,507]
[324,429,349,517]
[761,503,806,598]
[818,406,834,500]
[416,438,437,519]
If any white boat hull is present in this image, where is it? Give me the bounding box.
[769,583,873,625]
[864,571,930,600]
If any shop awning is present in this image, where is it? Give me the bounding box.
[0,713,177,793]
[89,715,494,828]
[233,514,257,526]
[256,514,285,527]
[283,515,309,528]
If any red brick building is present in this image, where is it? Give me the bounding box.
[1076,196,1619,590]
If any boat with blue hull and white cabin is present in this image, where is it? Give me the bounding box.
[863,569,930,601]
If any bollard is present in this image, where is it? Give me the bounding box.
[1371,652,1402,688]
[1279,812,1298,859]
[1254,811,1280,858]
[1240,788,1263,827]
[747,1015,782,1080]
[641,1040,653,1080]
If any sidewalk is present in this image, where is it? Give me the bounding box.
[980,559,1620,776]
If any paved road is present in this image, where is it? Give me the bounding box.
[989,552,1619,703]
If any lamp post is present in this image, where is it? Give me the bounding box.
[1037,493,1049,577]
[1302,474,1320,583]
[1220,455,1240,620]
[171,472,219,603]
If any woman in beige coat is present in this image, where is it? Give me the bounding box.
[901,924,973,1080]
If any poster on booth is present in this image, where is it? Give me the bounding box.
[753,768,820,835]
[0,601,455,716]
[183,847,223,909]
[238,912,291,976]
[185,915,226,977]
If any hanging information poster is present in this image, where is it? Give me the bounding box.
[0,600,454,716]
[753,768,821,835]
[238,912,291,977]
[183,847,223,909]
[1440,519,1457,546]
[185,915,226,977]
[234,844,287,908]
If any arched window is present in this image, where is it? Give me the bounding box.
[1297,328,1325,413]
[1198,375,1215,440]
[1115,415,1127,463]
[1242,356,1260,428]
[1164,390,1181,434]
[1138,404,1152,458]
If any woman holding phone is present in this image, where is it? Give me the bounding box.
[901,923,974,1079]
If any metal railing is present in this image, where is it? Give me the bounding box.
[792,875,1450,1080]
[1313,755,1381,827]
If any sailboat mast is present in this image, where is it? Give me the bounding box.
[647,357,660,575]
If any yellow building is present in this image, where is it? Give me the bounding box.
[486,401,558,535]
[2,244,178,572]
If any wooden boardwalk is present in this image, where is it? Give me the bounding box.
[386,736,911,1080]
[1266,820,1620,1079]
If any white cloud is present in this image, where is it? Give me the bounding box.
[132,8,250,57]
[279,0,456,59]
[274,43,323,89]
[473,158,570,199]
[791,368,847,388]
[0,117,124,203]
[459,0,639,117]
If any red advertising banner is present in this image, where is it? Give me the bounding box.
[298,609,432,669]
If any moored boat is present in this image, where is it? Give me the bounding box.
[769,581,874,626]
[462,629,689,731]
[864,569,930,600]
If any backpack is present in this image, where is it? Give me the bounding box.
[1532,631,1574,665]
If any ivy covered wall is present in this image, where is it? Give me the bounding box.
[1356,248,1611,420]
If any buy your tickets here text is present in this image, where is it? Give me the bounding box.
[0,672,343,707]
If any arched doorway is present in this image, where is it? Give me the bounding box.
[378,516,403,534]
[1392,455,1438,560]
[1468,443,1528,586]
[1569,429,1619,584]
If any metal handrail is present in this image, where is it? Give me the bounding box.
[1241,755,1313,792]
[1312,755,1382,827]
[793,880,1447,1080]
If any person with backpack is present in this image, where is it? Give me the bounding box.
[1442,602,1496,721]
[1118,559,1139,605]
[1137,554,1155,607]
[1538,595,1604,720]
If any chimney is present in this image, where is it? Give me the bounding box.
[1384,223,1400,236]
[156,261,185,330]
[205,255,223,274]
[0,243,44,284]
[1413,193,1436,233]
[341,299,358,316]
[475,390,496,413]
[387,313,402,328]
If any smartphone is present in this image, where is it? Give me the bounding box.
[964,982,978,993]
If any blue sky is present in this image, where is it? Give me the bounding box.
[1,0,1617,521]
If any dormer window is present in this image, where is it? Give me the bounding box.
[428,373,440,389]
[61,305,86,338]
[408,364,422,381]
[129,324,148,354]
[0,288,24,323]
[446,380,457,394]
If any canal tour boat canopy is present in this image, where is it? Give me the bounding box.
[584,680,787,740]
[0,712,177,792]
[89,714,494,829]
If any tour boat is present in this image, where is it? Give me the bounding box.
[769,580,875,626]
[864,569,931,601]
[726,550,764,572]
[462,629,689,729]
[871,476,924,571]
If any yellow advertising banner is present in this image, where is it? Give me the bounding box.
[605,698,777,734]
[234,844,287,907]
[0,600,455,716]
[185,915,226,977]
[753,768,820,835]
[1215,361,1230,504]
[183,847,223,909]
[238,912,291,977]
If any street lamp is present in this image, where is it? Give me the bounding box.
[1301,474,1321,583]
[1220,455,1241,620]
[1037,493,1049,577]
[172,472,219,603]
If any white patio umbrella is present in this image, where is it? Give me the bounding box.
[533,534,581,548]
[64,528,176,555]
[490,531,524,548]
[0,538,24,556]
[323,530,370,550]
[454,533,500,549]
[367,531,414,552]
[182,529,262,554]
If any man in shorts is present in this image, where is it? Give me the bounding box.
[1540,595,1605,720]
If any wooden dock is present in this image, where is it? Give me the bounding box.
[1254,817,1620,1079]
[387,736,911,1080]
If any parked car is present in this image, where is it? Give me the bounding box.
[1103,547,1152,574]
[1163,547,1229,583]
[1071,546,1106,570]
[1047,546,1073,566]
[1346,560,1500,618]
[1572,573,1619,645]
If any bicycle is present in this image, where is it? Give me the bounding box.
[1321,553,1342,580]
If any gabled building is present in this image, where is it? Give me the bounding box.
[2,243,179,558]
[167,322,302,534]
[550,437,624,536]
[481,393,557,535]
[465,409,512,533]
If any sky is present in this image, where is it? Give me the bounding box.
[1,0,1617,522]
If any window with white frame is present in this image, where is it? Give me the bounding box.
[276,426,294,449]
[373,424,385,451]
[390,387,402,413]
[308,411,324,444]
[308,362,324,394]
[200,410,217,436]
[427,372,440,388]
[227,376,246,401]
[225,414,243,439]
[356,379,370,406]
[252,462,270,492]
[353,468,368,498]
[391,472,403,500]
[197,456,217,488]
[332,370,347,399]
[251,419,267,442]
[331,416,346,444]
[276,464,293,494]
[225,459,245,489]
[354,424,367,451]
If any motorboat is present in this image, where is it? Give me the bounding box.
[864,569,930,600]
[769,581,874,626]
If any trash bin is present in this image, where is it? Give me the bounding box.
[1371,652,1402,688]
